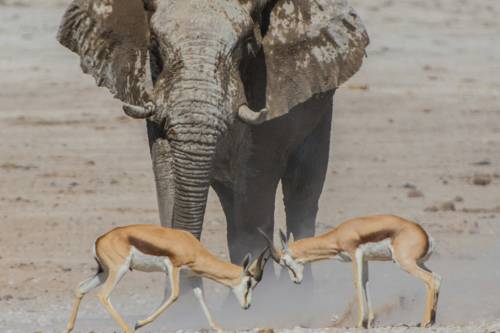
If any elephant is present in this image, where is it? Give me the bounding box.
[57,0,369,265]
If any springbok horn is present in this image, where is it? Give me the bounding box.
[279,229,288,251]
[242,253,252,272]
[254,246,269,281]
[122,102,156,119]
[258,228,280,261]
[237,104,268,125]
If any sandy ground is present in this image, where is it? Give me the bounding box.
[0,0,499,332]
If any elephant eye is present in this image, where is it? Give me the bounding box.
[143,0,155,11]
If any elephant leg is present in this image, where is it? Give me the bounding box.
[277,107,332,326]
[229,175,280,264]
[212,181,277,266]
[282,108,332,240]
[281,108,332,287]
[212,180,243,321]
[215,175,280,327]
[211,180,236,256]
[282,107,332,245]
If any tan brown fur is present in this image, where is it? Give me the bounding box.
[64,224,268,333]
[96,225,243,286]
[289,215,430,263]
[272,215,440,329]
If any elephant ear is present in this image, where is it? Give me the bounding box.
[57,0,152,106]
[262,0,369,120]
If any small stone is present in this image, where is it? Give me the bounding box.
[473,174,492,186]
[440,201,456,212]
[424,206,439,213]
[454,196,464,202]
[407,189,424,198]
[468,222,480,235]
[472,160,491,166]
[402,182,417,190]
[258,330,274,333]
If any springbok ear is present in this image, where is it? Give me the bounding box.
[288,232,295,243]
[279,229,288,249]
[242,253,252,272]
[260,0,369,121]
[57,0,153,106]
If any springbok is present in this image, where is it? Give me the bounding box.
[63,224,269,333]
[260,215,441,328]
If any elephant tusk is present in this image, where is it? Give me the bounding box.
[122,102,156,119]
[237,104,268,125]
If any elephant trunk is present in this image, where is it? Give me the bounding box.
[166,82,227,238]
[153,41,232,238]
[169,130,217,238]
[151,104,223,238]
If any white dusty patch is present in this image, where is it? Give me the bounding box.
[92,2,112,17]
[282,1,295,16]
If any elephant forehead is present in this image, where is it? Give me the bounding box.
[152,0,252,48]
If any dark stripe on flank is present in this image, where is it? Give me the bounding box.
[128,235,173,257]
[95,258,103,274]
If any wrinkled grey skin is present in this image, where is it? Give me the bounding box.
[57,0,368,263]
